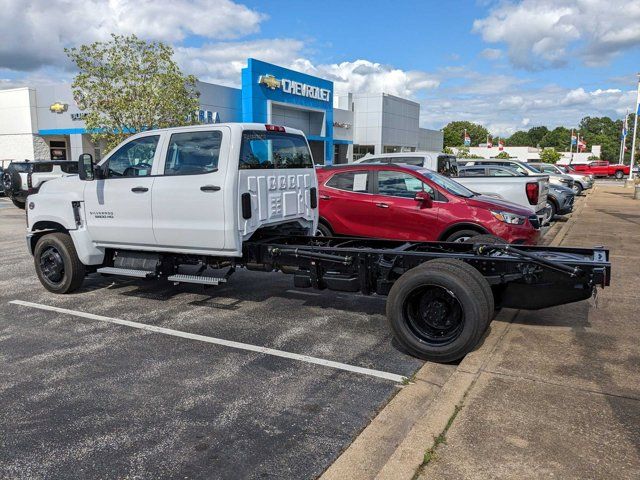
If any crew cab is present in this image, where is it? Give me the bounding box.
[568,160,630,179]
[24,123,611,364]
[316,164,540,244]
[2,160,78,208]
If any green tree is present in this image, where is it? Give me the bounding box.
[66,34,199,151]
[527,126,549,147]
[540,148,561,164]
[540,126,571,151]
[506,130,531,146]
[493,151,511,159]
[443,121,489,147]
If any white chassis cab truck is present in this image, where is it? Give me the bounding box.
[25,123,611,363]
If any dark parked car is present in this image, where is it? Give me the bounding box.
[546,184,574,223]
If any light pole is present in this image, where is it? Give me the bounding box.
[629,73,640,184]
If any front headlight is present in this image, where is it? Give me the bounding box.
[491,210,526,225]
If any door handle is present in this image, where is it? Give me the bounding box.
[320,194,331,200]
[376,202,389,208]
[200,185,221,192]
[131,186,148,193]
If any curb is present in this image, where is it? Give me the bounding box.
[319,193,577,480]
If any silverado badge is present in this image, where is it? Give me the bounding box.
[258,75,281,90]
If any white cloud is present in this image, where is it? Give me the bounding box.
[473,0,640,70]
[0,0,266,71]
[480,48,502,60]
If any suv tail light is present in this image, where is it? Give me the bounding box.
[525,182,539,205]
[27,172,33,191]
[265,124,285,132]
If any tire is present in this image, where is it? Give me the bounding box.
[462,234,506,245]
[11,197,25,209]
[573,183,583,195]
[445,229,483,243]
[8,169,22,194]
[386,260,489,362]
[315,221,332,237]
[614,170,624,179]
[545,200,557,224]
[426,258,494,329]
[34,232,86,293]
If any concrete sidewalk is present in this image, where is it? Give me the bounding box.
[321,185,640,480]
[420,184,640,479]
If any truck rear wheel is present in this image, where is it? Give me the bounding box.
[386,260,489,362]
[34,232,86,293]
[614,170,624,179]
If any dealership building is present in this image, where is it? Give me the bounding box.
[0,58,443,166]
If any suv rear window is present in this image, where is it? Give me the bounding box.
[10,163,32,173]
[240,131,313,169]
[31,163,53,173]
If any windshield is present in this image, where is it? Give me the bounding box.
[240,131,313,169]
[419,169,475,198]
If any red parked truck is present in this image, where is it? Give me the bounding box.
[570,160,630,179]
[317,164,540,245]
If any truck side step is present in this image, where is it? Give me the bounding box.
[97,267,156,278]
[166,274,227,286]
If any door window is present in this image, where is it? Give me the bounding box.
[326,171,369,192]
[489,167,516,176]
[390,157,423,166]
[164,130,222,175]
[377,171,435,198]
[106,136,159,177]
[460,167,486,177]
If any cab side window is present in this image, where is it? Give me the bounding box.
[165,130,222,175]
[326,171,369,192]
[106,136,159,177]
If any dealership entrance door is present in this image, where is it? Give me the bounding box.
[309,141,325,165]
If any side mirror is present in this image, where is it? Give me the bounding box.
[414,191,433,208]
[78,153,94,181]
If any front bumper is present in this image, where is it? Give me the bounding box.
[556,194,575,215]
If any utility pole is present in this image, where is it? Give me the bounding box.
[629,74,640,184]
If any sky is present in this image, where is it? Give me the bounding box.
[1,0,639,136]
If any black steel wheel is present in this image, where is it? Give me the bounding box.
[34,233,86,293]
[386,260,487,362]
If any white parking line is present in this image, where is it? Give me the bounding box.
[9,300,406,383]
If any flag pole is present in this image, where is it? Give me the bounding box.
[619,109,628,165]
[629,74,640,182]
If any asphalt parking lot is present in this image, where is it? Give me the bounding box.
[0,197,425,479]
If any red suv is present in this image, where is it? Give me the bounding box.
[317,164,540,244]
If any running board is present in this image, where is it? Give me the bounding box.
[166,274,227,286]
[97,267,156,278]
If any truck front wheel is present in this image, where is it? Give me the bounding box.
[386,260,489,362]
[34,233,86,293]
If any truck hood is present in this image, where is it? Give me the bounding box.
[36,174,85,199]
[465,194,534,216]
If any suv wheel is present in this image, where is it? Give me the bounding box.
[34,233,86,293]
[445,229,482,243]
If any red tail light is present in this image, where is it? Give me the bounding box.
[265,124,285,132]
[525,182,539,205]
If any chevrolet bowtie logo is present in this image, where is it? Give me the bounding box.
[258,74,281,90]
[49,102,68,114]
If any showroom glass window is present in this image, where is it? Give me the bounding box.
[106,136,159,177]
[164,131,222,175]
